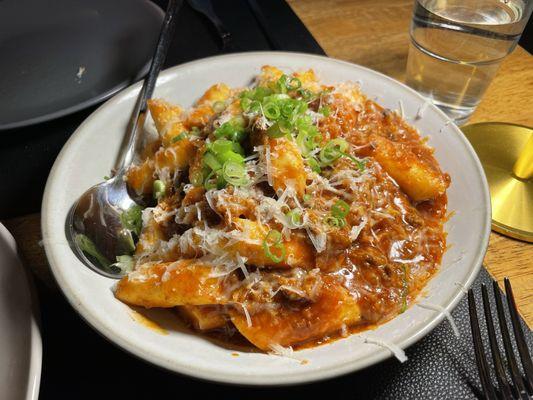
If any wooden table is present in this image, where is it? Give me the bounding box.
[3,0,533,327]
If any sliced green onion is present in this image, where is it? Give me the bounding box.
[295,115,313,131]
[171,132,187,143]
[294,100,308,115]
[118,228,136,253]
[190,169,205,187]
[297,88,314,101]
[249,100,262,113]
[341,152,366,171]
[120,205,143,236]
[240,97,252,112]
[203,152,222,171]
[203,170,219,190]
[303,194,312,202]
[276,75,288,94]
[153,180,166,200]
[267,120,292,138]
[213,101,226,113]
[285,209,303,227]
[75,234,110,268]
[319,106,331,117]
[331,200,350,219]
[263,102,281,120]
[241,98,261,113]
[250,86,273,100]
[214,117,246,142]
[231,141,245,155]
[319,138,349,165]
[265,229,282,244]
[325,216,346,228]
[240,89,253,100]
[209,139,234,155]
[110,255,134,274]
[286,77,302,90]
[218,151,244,164]
[222,160,248,186]
[280,100,297,118]
[306,157,321,173]
[296,129,321,155]
[190,126,202,137]
[262,229,286,263]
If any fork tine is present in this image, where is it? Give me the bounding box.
[482,285,514,400]
[504,278,533,394]
[492,281,529,399]
[469,289,499,400]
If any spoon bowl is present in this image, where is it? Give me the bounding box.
[68,176,139,278]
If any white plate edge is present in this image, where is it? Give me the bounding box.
[0,223,43,398]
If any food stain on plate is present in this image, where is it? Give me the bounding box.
[130,309,168,335]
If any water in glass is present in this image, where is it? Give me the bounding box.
[406,0,532,124]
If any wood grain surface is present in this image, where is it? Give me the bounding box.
[2,0,532,327]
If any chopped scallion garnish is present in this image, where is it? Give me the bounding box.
[306,157,321,173]
[325,215,346,228]
[263,102,281,120]
[319,106,331,117]
[213,101,226,113]
[171,132,187,143]
[267,121,291,138]
[118,228,136,253]
[110,255,134,274]
[120,205,143,236]
[222,160,248,186]
[214,117,246,142]
[75,234,111,268]
[286,76,302,90]
[153,180,166,200]
[285,209,303,227]
[262,229,286,263]
[319,138,349,165]
[331,200,350,219]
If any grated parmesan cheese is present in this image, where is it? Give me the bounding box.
[417,302,460,338]
[363,335,408,363]
[268,343,301,361]
[349,216,367,242]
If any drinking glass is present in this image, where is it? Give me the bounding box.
[405,0,533,125]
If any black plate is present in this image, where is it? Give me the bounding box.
[0,0,163,130]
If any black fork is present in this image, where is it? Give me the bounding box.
[468,278,533,400]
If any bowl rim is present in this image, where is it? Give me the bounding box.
[41,51,491,386]
[0,223,43,399]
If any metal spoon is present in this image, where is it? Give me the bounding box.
[66,0,183,278]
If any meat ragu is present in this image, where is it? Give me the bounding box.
[113,66,450,353]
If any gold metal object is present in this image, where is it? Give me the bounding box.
[462,122,533,242]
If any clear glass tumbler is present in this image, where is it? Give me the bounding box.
[405,0,533,125]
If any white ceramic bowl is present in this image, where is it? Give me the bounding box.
[42,52,491,385]
[0,223,42,399]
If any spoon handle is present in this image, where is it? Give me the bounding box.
[114,0,183,174]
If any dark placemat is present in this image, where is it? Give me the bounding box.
[36,268,532,399]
